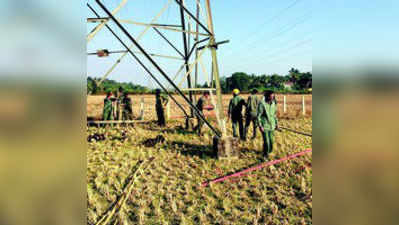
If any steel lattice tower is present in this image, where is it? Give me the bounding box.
[87,0,238,153]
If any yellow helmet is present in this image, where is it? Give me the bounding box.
[233,89,240,95]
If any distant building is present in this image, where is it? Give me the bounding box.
[284,81,294,90]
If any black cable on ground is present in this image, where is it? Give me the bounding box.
[279,126,312,137]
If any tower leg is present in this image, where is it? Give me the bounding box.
[185,117,194,130]
[213,136,239,159]
[205,0,238,159]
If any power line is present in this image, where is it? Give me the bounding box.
[267,49,311,66]
[265,39,311,60]
[223,12,311,69]
[244,0,304,39]
[263,40,311,63]
[226,37,311,73]
[223,0,304,57]
[230,40,311,73]
[254,12,310,46]
[225,14,311,71]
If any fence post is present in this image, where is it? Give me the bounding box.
[118,101,122,122]
[302,95,306,116]
[139,97,144,120]
[166,101,170,120]
[283,95,287,113]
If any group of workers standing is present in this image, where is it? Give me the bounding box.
[102,88,169,125]
[227,89,279,157]
[191,89,278,158]
[102,87,278,158]
[102,87,133,121]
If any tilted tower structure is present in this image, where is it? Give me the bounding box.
[87,0,237,157]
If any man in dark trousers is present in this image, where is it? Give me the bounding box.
[116,87,124,120]
[103,92,115,121]
[257,90,279,158]
[244,89,260,140]
[194,92,210,135]
[155,89,168,127]
[228,89,246,140]
[120,91,133,121]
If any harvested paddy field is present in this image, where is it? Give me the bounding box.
[87,117,312,225]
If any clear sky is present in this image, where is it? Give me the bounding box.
[86,0,399,87]
[312,0,399,68]
[87,0,312,87]
[1,0,397,84]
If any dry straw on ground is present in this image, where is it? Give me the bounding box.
[87,114,312,224]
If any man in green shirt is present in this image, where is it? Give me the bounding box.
[244,89,260,140]
[103,92,115,121]
[228,89,246,140]
[119,91,133,121]
[155,89,168,127]
[194,92,209,135]
[115,87,124,120]
[257,90,279,158]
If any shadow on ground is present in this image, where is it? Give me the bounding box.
[162,126,197,135]
[168,141,216,159]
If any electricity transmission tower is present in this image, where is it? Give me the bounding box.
[87,0,236,156]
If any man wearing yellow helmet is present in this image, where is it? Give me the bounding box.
[228,89,246,140]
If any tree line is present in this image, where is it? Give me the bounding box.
[87,77,150,94]
[88,68,312,94]
[218,68,312,94]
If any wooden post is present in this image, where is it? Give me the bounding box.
[166,101,170,120]
[118,101,122,121]
[283,95,287,113]
[302,95,306,116]
[139,97,144,120]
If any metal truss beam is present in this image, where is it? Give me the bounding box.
[188,37,210,59]
[88,17,182,28]
[152,27,185,58]
[87,49,183,60]
[178,0,194,117]
[88,3,190,119]
[174,0,213,36]
[95,0,221,137]
[118,19,209,36]
[89,0,173,88]
[87,0,128,42]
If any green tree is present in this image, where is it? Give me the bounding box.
[269,74,285,89]
[289,68,301,83]
[225,72,250,92]
[288,68,312,90]
[295,72,312,90]
[87,77,98,94]
[87,77,149,94]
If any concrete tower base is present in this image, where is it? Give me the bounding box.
[213,136,239,159]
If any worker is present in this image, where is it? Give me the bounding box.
[112,90,119,119]
[155,89,168,127]
[257,90,279,158]
[244,89,260,140]
[115,87,124,120]
[120,91,133,121]
[228,89,246,140]
[194,92,210,135]
[103,92,115,121]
